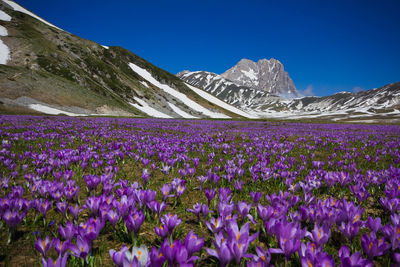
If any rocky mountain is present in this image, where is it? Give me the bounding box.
[176,70,279,111]
[255,82,400,122]
[0,0,244,118]
[221,58,298,97]
[178,68,400,122]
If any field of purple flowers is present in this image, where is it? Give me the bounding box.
[1,115,400,266]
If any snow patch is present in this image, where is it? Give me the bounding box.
[0,10,11,21]
[128,63,229,119]
[101,45,109,49]
[0,25,8,36]
[241,69,257,80]
[140,81,149,88]
[130,97,172,118]
[28,104,86,116]
[0,38,10,64]
[3,0,62,31]
[168,103,197,119]
[184,83,258,119]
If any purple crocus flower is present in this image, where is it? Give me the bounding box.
[106,209,120,226]
[270,220,306,259]
[307,223,331,247]
[237,201,255,224]
[361,232,390,259]
[161,239,178,266]
[201,204,211,218]
[338,245,373,267]
[197,175,207,192]
[109,245,128,267]
[339,221,360,242]
[218,201,235,218]
[250,191,262,205]
[78,218,102,243]
[160,184,174,201]
[164,239,199,266]
[382,223,400,250]
[204,188,216,205]
[184,230,204,256]
[69,235,91,260]
[2,209,25,228]
[366,216,382,234]
[142,168,151,185]
[249,246,271,267]
[84,196,100,215]
[115,195,131,217]
[56,201,69,216]
[300,251,335,267]
[187,203,202,221]
[125,210,144,235]
[59,221,76,240]
[68,204,80,218]
[206,239,233,267]
[41,253,68,267]
[175,183,186,198]
[161,213,181,234]
[147,200,166,217]
[227,220,258,264]
[205,216,224,233]
[148,246,166,266]
[154,224,169,238]
[35,236,53,257]
[36,199,52,216]
[54,239,71,256]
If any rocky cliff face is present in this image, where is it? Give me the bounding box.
[221,58,298,97]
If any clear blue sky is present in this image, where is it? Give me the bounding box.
[16,0,400,96]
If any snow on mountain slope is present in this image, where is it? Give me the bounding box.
[129,97,172,118]
[0,10,11,21]
[168,103,197,119]
[28,104,87,116]
[0,9,9,64]
[184,82,258,118]
[128,63,230,119]
[177,71,278,111]
[3,0,62,31]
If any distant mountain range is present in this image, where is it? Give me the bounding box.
[177,67,400,122]
[0,0,399,122]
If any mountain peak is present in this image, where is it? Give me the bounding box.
[221,58,297,97]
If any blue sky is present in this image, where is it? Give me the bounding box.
[17,0,400,96]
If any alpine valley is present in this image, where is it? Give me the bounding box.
[0,0,399,122]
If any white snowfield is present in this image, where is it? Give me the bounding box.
[130,97,172,118]
[168,103,197,119]
[140,81,149,88]
[128,63,229,119]
[0,39,10,64]
[101,45,109,49]
[0,25,7,36]
[0,10,11,21]
[0,23,9,64]
[184,83,259,119]
[3,0,63,31]
[29,104,86,116]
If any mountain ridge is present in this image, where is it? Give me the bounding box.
[0,0,243,119]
